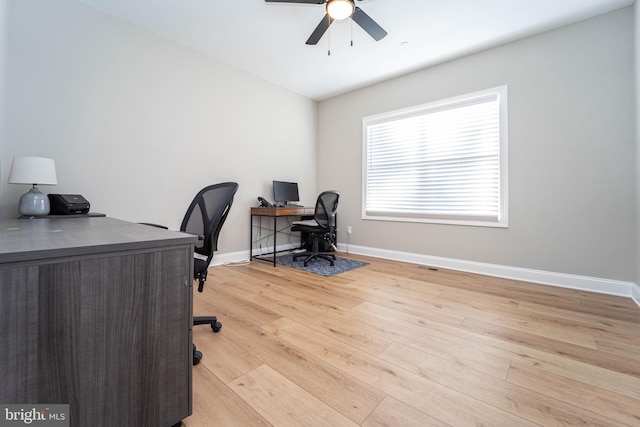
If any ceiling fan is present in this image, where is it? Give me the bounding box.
[265,0,388,46]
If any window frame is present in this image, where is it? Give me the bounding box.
[362,86,509,228]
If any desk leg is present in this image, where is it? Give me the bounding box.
[250,214,253,262]
[273,216,277,267]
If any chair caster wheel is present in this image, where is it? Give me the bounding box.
[193,343,202,365]
[211,322,222,333]
[193,350,202,365]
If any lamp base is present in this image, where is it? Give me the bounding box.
[19,185,50,216]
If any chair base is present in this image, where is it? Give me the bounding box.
[192,316,221,366]
[194,315,222,332]
[293,251,336,267]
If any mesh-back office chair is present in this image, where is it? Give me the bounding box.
[291,190,339,266]
[182,182,238,365]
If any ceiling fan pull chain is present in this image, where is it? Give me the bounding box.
[350,17,354,46]
[267,0,387,48]
[328,22,331,56]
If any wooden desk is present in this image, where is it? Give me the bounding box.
[250,206,314,266]
[0,217,196,427]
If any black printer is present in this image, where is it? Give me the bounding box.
[48,194,91,215]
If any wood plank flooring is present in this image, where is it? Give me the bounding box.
[181,254,640,426]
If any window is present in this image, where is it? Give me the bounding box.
[363,86,508,227]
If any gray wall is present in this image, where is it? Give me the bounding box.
[318,8,636,283]
[0,0,317,254]
[1,1,637,286]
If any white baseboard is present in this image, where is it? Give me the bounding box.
[338,243,640,308]
[632,283,640,308]
[210,244,640,309]
[210,243,298,266]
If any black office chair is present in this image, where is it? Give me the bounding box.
[291,190,339,266]
[181,182,238,365]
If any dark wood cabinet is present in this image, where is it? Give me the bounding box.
[0,217,196,427]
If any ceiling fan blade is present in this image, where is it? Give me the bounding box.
[306,14,333,45]
[264,0,325,4]
[351,7,387,41]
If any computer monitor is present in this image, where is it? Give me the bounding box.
[273,181,300,206]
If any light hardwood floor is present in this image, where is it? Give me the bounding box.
[182,254,640,426]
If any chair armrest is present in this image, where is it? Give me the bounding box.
[139,223,203,240]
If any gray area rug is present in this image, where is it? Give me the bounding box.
[275,254,368,277]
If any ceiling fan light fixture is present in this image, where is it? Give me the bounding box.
[326,0,354,20]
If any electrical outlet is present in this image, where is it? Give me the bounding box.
[347,226,352,235]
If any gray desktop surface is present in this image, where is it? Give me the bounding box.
[18,212,106,219]
[0,216,197,263]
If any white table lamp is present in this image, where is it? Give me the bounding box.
[9,156,58,216]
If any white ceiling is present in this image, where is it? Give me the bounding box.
[78,0,635,101]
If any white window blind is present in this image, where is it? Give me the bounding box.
[363,86,508,227]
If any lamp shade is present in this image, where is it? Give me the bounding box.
[8,156,58,185]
